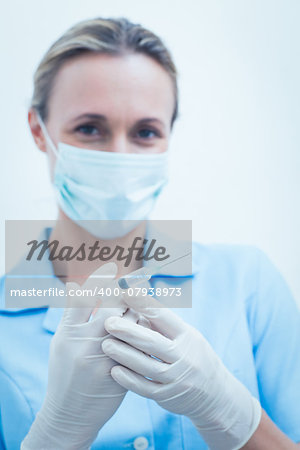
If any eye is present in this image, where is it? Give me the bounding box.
[137,128,160,139]
[75,124,100,136]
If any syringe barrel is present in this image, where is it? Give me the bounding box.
[118,267,152,290]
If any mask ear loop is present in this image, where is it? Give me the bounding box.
[36,112,72,190]
[36,113,80,227]
[36,113,70,175]
[36,113,59,158]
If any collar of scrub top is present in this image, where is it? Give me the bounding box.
[0,223,202,334]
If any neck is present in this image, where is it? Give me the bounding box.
[49,210,146,285]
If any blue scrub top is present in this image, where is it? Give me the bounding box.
[0,241,299,449]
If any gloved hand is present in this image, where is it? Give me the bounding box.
[21,262,131,450]
[102,292,262,450]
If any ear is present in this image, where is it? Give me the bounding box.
[28,108,47,153]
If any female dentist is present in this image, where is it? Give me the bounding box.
[0,16,299,450]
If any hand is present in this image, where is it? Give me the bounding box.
[21,262,130,450]
[102,292,262,450]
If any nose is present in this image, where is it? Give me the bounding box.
[106,134,131,154]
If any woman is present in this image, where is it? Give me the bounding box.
[0,17,299,449]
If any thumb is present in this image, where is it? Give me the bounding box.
[63,262,119,324]
[122,292,184,339]
[63,281,95,324]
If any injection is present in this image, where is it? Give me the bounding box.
[117,251,192,290]
[89,251,192,315]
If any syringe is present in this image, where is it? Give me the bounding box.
[90,251,191,314]
[117,252,192,289]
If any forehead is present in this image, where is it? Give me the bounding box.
[47,52,175,122]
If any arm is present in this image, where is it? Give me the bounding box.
[21,263,127,450]
[247,249,300,446]
[102,292,262,450]
[242,410,299,449]
[102,250,300,449]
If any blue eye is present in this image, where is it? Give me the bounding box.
[76,125,99,135]
[137,129,158,139]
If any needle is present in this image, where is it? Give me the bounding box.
[155,251,192,270]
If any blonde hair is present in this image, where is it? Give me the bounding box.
[31,17,179,128]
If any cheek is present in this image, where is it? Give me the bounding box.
[158,135,170,153]
[159,140,170,153]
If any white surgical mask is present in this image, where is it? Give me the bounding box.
[38,115,169,239]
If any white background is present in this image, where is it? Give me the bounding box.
[1,0,299,305]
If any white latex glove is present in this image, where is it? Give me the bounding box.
[102,292,262,450]
[21,262,133,450]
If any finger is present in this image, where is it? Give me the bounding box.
[82,262,118,290]
[85,308,127,337]
[104,316,177,363]
[122,293,184,339]
[102,338,172,383]
[89,263,124,310]
[64,263,118,324]
[122,308,140,323]
[63,282,94,324]
[90,307,139,337]
[92,305,127,323]
[137,315,152,329]
[90,305,139,337]
[111,365,160,399]
[91,293,127,319]
[131,280,151,291]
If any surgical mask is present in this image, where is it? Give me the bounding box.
[37,115,169,239]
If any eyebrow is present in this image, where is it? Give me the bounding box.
[70,113,165,127]
[70,113,107,123]
[137,117,165,126]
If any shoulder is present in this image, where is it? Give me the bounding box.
[193,242,299,342]
[192,241,264,289]
[190,243,268,338]
[192,241,298,318]
[192,240,293,288]
[193,240,264,265]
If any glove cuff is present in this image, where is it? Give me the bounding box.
[192,368,262,450]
